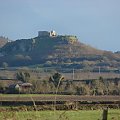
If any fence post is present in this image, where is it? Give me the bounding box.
[102,108,108,120]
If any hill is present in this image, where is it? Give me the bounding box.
[0,31,120,71]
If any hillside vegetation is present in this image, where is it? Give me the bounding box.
[0,34,120,71]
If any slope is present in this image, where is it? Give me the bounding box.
[0,34,120,71]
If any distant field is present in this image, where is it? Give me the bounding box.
[0,109,119,120]
[1,69,120,80]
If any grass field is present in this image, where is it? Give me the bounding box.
[1,69,120,81]
[0,109,120,120]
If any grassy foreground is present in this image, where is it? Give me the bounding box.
[0,109,120,120]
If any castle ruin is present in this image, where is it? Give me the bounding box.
[38,30,57,37]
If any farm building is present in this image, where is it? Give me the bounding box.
[9,82,33,93]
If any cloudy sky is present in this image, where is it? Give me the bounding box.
[0,0,120,51]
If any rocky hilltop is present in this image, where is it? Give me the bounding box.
[0,36,10,48]
[0,31,120,71]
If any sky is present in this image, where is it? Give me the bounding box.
[0,0,120,52]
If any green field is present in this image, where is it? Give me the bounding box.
[0,109,120,120]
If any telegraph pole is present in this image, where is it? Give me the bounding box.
[72,68,75,80]
[99,66,101,74]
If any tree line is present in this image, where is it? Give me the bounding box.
[0,71,120,95]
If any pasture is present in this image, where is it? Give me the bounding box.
[1,69,120,81]
[0,109,120,120]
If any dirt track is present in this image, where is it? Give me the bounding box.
[0,95,120,102]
